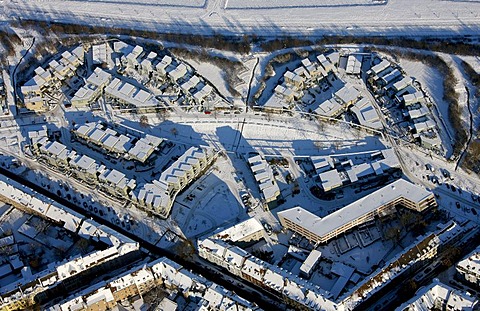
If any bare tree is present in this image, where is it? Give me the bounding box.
[170,127,178,137]
[156,109,170,122]
[140,115,149,127]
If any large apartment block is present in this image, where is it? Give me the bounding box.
[0,174,139,311]
[456,246,480,288]
[278,179,436,244]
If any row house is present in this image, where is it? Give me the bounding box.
[98,168,136,199]
[71,68,112,107]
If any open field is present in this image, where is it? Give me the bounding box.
[2,0,480,37]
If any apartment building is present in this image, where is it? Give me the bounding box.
[278,179,437,244]
[0,174,139,311]
[456,246,480,288]
[396,280,477,311]
[198,238,337,311]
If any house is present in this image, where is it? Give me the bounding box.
[346,54,362,75]
[38,140,74,170]
[317,54,334,72]
[98,168,136,198]
[334,85,361,107]
[71,68,112,107]
[248,155,280,209]
[69,154,99,184]
[168,63,188,82]
[155,55,172,76]
[105,77,159,113]
[350,97,382,130]
[124,45,144,69]
[314,98,344,118]
[284,71,304,89]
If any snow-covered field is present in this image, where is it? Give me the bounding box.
[225,0,383,9]
[3,0,480,37]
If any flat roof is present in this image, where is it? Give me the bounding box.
[278,179,433,240]
[334,85,360,104]
[300,249,322,275]
[315,98,343,117]
[319,169,343,190]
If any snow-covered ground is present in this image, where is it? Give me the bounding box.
[2,0,480,37]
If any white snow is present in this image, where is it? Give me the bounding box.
[3,0,480,37]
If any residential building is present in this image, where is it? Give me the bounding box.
[38,140,75,170]
[124,45,144,69]
[198,238,337,310]
[350,97,382,130]
[98,168,136,199]
[247,155,280,209]
[133,147,216,218]
[68,154,100,184]
[21,46,84,111]
[317,54,334,72]
[284,71,304,89]
[71,68,112,107]
[105,77,160,113]
[346,54,362,75]
[456,245,480,288]
[299,250,322,278]
[314,98,344,118]
[334,85,361,107]
[396,280,477,311]
[278,179,437,244]
[73,121,163,164]
[0,174,140,311]
[213,218,265,243]
[313,149,400,192]
[155,55,172,77]
[347,221,470,309]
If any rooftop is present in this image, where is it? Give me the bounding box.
[278,179,434,240]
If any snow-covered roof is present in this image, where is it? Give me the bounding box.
[403,91,424,105]
[247,155,280,203]
[370,59,391,75]
[105,78,156,109]
[408,105,429,120]
[86,68,112,87]
[299,250,322,276]
[457,246,480,280]
[350,97,382,130]
[169,63,188,81]
[346,54,362,75]
[319,169,343,191]
[214,218,264,243]
[396,280,477,311]
[278,179,435,243]
[314,98,343,118]
[381,69,402,85]
[334,85,360,105]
